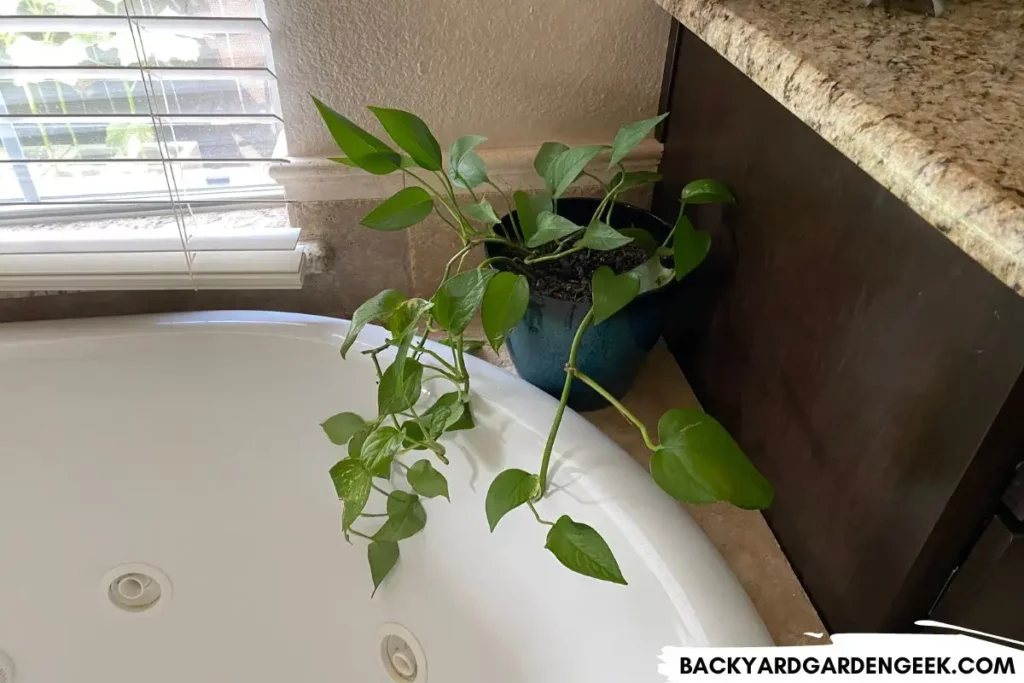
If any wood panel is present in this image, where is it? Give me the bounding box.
[655,26,1024,632]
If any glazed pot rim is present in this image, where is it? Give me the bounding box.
[487,197,675,307]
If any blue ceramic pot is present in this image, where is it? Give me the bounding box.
[487,198,672,412]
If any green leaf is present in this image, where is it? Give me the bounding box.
[450,404,474,431]
[374,490,427,542]
[360,425,406,478]
[680,178,735,204]
[528,212,585,248]
[423,392,468,433]
[401,420,428,449]
[575,221,634,251]
[543,145,607,198]
[628,257,674,294]
[592,265,640,324]
[651,407,773,509]
[545,515,627,584]
[387,298,432,339]
[320,412,366,445]
[329,458,372,534]
[611,170,663,192]
[341,289,407,358]
[361,186,433,231]
[608,113,668,168]
[481,272,529,351]
[348,422,374,459]
[378,357,424,414]
[330,457,371,499]
[619,227,658,256]
[312,96,401,175]
[401,423,446,460]
[448,135,489,189]
[368,106,442,171]
[407,459,450,500]
[368,540,399,597]
[479,270,528,352]
[432,269,495,334]
[425,406,453,437]
[434,392,474,431]
[485,469,539,532]
[533,141,569,177]
[464,198,501,226]
[672,214,711,280]
[513,190,552,243]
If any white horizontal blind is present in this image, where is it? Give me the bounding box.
[0,0,303,290]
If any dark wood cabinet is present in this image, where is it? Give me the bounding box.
[932,465,1024,641]
[654,25,1024,634]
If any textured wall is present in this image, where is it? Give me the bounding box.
[264,0,672,156]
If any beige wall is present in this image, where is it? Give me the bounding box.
[264,0,672,156]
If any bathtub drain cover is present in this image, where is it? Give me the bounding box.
[378,624,426,683]
[101,563,172,614]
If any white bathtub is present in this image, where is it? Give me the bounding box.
[0,311,770,683]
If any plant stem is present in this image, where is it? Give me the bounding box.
[455,247,471,274]
[572,370,658,450]
[661,202,686,248]
[581,170,609,191]
[435,170,478,238]
[588,172,626,227]
[455,336,470,394]
[410,321,432,362]
[487,180,523,242]
[362,342,390,356]
[371,483,390,495]
[537,307,595,495]
[419,348,460,376]
[443,241,479,282]
[393,460,410,471]
[369,352,383,378]
[349,528,374,541]
[360,512,389,518]
[403,168,467,241]
[433,204,462,236]
[408,405,450,464]
[524,245,584,265]
[527,500,555,526]
[478,255,514,270]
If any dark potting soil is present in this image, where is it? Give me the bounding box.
[527,244,650,303]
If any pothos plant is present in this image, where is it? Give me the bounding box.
[313,96,773,594]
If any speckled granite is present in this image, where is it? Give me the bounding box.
[653,0,1024,294]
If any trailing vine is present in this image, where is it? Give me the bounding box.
[314,99,773,593]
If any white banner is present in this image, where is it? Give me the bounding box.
[659,622,1024,681]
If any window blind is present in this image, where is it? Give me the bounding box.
[0,0,303,290]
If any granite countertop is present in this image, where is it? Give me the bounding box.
[652,0,1024,295]
[474,336,827,645]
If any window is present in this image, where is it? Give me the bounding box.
[0,0,303,290]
